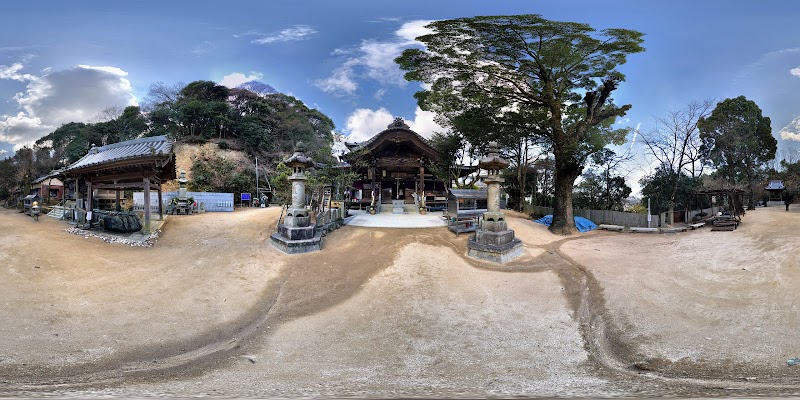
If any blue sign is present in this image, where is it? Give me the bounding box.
[241,193,251,201]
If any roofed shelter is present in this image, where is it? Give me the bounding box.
[344,118,446,211]
[31,172,64,205]
[765,180,786,201]
[62,136,176,232]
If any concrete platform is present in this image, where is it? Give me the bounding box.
[346,211,447,228]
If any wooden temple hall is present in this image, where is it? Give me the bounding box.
[62,136,176,231]
[344,118,452,211]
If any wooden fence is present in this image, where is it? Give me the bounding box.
[527,205,652,228]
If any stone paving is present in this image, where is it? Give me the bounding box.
[345,210,447,228]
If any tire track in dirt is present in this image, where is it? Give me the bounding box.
[549,232,800,396]
[0,226,447,393]
[4,218,800,396]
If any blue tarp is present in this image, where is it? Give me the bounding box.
[534,215,598,232]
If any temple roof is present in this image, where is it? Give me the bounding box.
[345,117,438,161]
[64,136,173,175]
[765,180,786,191]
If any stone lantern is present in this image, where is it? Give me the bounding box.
[467,141,522,262]
[271,142,322,253]
[178,170,188,199]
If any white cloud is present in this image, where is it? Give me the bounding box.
[252,25,317,44]
[780,116,800,141]
[344,106,445,142]
[394,19,433,42]
[314,66,358,95]
[406,107,445,138]
[76,65,128,76]
[345,108,394,142]
[0,63,137,149]
[219,72,264,88]
[374,88,386,100]
[0,63,35,81]
[314,19,434,95]
[191,41,215,55]
[791,66,800,78]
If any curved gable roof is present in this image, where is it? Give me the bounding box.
[356,118,438,160]
[64,136,174,176]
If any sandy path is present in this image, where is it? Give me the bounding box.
[561,206,800,381]
[0,207,287,380]
[3,205,800,397]
[121,234,610,397]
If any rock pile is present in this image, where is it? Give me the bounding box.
[64,227,160,247]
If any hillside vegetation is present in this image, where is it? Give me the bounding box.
[0,80,339,201]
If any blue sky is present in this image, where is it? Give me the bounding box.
[2,0,800,193]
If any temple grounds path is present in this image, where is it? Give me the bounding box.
[1,205,799,397]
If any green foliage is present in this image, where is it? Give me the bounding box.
[428,132,464,187]
[573,169,631,211]
[628,203,647,214]
[396,14,644,233]
[639,167,704,214]
[4,78,337,206]
[698,96,776,208]
[270,162,292,204]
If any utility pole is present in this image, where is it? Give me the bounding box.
[256,156,259,200]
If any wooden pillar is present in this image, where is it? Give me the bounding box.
[115,189,121,211]
[419,164,425,207]
[86,178,93,227]
[157,184,163,220]
[143,176,151,232]
[74,178,82,223]
[369,166,376,205]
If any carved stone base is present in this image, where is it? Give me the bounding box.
[467,237,523,263]
[278,225,317,240]
[284,208,310,227]
[270,231,322,254]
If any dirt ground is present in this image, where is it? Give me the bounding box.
[1,205,800,397]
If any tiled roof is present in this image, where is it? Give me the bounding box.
[765,180,785,190]
[362,117,431,148]
[448,189,488,199]
[64,136,173,173]
[345,118,433,151]
[32,168,65,183]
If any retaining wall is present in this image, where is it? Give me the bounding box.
[133,191,234,212]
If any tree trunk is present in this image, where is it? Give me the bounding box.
[521,138,528,213]
[667,172,678,226]
[746,169,756,210]
[550,163,580,235]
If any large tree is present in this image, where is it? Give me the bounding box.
[396,15,644,234]
[698,96,776,210]
[640,100,714,224]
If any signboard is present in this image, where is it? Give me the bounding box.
[241,193,251,201]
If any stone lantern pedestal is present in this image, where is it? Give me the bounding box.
[271,142,322,254]
[467,142,522,263]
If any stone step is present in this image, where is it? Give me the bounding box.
[47,206,66,219]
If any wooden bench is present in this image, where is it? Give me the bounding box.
[597,224,624,232]
[630,227,660,233]
[711,218,738,231]
[448,216,479,235]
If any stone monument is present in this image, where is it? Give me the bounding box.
[467,141,523,263]
[270,142,323,254]
[172,170,193,214]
